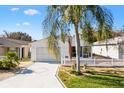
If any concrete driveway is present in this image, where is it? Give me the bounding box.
[0,62,63,88]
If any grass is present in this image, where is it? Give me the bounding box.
[58,66,124,88]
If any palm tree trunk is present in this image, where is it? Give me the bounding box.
[68,36,75,70]
[74,23,80,72]
[68,36,72,59]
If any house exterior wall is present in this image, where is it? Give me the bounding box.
[0,47,20,56]
[8,46,30,58]
[31,37,91,62]
[31,39,58,61]
[60,37,90,59]
[92,45,119,59]
[0,46,30,59]
[9,47,21,58]
[0,47,6,56]
[119,45,124,59]
[23,46,30,58]
[9,47,17,53]
[31,39,48,61]
[31,46,36,61]
[60,41,69,59]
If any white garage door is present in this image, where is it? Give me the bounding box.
[36,47,57,62]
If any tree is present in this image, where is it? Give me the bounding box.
[3,31,32,41]
[82,23,118,43]
[43,5,113,72]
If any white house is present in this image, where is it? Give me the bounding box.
[92,36,124,59]
[30,36,92,62]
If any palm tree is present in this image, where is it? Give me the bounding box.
[43,5,113,72]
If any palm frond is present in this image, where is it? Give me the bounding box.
[42,5,113,59]
[47,33,60,59]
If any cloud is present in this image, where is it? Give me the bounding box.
[16,22,31,26]
[16,23,21,26]
[22,22,31,26]
[24,9,40,16]
[10,8,19,11]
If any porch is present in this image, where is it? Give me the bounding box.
[0,38,30,60]
[0,47,28,60]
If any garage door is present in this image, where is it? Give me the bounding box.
[36,47,57,62]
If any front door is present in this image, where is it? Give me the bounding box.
[22,48,24,58]
[71,46,82,57]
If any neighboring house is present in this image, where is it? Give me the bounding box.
[0,38,30,59]
[30,36,92,62]
[92,36,124,59]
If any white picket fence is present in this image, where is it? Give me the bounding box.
[61,57,124,67]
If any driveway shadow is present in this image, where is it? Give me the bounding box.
[35,61,60,64]
[16,68,34,74]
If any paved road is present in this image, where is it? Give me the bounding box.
[0,62,63,88]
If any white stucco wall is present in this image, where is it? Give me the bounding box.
[119,45,124,59]
[60,36,90,59]
[31,39,58,62]
[31,46,36,61]
[60,41,69,58]
[31,37,90,62]
[92,45,119,59]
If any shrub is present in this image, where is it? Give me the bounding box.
[6,52,18,62]
[6,52,19,67]
[0,52,19,70]
[0,60,11,70]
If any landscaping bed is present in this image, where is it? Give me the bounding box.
[58,66,124,88]
[0,61,33,81]
[0,52,33,81]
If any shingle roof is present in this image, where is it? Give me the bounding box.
[0,38,30,47]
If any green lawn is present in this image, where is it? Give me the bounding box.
[58,67,124,88]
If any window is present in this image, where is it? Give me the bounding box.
[82,46,91,58]
[72,47,76,57]
[22,48,24,58]
[71,46,83,57]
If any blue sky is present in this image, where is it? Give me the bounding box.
[0,5,124,40]
[0,5,47,40]
[105,5,124,30]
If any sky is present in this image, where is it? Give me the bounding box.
[0,5,47,40]
[105,5,124,30]
[0,5,124,40]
